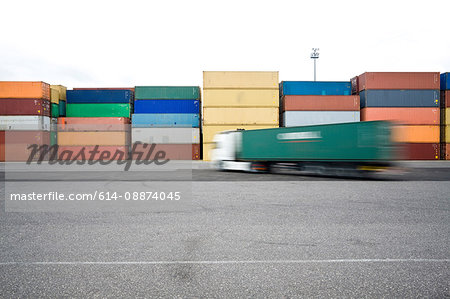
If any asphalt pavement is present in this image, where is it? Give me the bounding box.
[0,163,449,297]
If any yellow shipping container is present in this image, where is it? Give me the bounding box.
[441,108,449,126]
[50,85,67,101]
[203,71,279,89]
[203,89,279,107]
[203,124,279,143]
[202,142,215,161]
[50,88,60,104]
[441,125,449,143]
[57,131,129,146]
[392,125,440,143]
[203,107,279,125]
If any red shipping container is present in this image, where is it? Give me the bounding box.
[132,144,200,160]
[350,76,359,95]
[361,107,440,125]
[399,143,440,160]
[283,95,360,111]
[0,131,50,161]
[357,72,440,92]
[58,117,131,131]
[57,146,130,161]
[0,98,51,116]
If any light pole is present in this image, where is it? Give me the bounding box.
[311,48,319,81]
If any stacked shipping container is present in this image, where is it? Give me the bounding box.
[202,71,279,161]
[280,81,359,127]
[441,73,450,159]
[132,86,201,160]
[0,81,51,161]
[353,72,440,160]
[61,89,133,160]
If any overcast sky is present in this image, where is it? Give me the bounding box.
[1,0,449,89]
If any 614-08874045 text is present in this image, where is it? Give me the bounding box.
[9,191,182,201]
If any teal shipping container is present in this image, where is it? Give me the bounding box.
[135,86,200,100]
[237,121,395,161]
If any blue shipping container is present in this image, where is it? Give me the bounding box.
[134,100,200,114]
[67,90,133,103]
[360,90,440,108]
[440,73,450,90]
[131,114,200,128]
[281,81,352,96]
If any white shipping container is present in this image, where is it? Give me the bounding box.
[283,111,360,127]
[0,116,51,131]
[132,128,200,144]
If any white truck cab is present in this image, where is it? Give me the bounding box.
[211,131,251,171]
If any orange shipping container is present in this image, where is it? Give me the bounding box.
[361,108,440,125]
[57,131,130,146]
[283,95,360,111]
[357,72,439,91]
[58,146,129,160]
[392,125,439,143]
[0,81,50,100]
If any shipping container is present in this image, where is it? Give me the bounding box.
[50,88,60,104]
[203,124,279,143]
[392,125,439,143]
[203,71,279,89]
[59,100,66,116]
[66,103,131,118]
[442,143,449,160]
[132,128,200,144]
[203,89,279,107]
[58,117,130,131]
[135,86,200,100]
[131,113,200,128]
[282,95,360,111]
[50,85,67,101]
[57,145,130,160]
[237,121,394,161]
[203,107,278,125]
[132,144,200,160]
[442,108,449,125]
[134,99,200,114]
[0,98,50,116]
[361,107,440,125]
[360,90,439,108]
[400,143,440,160]
[282,111,360,127]
[57,131,130,146]
[0,130,51,162]
[67,90,133,103]
[440,73,450,90]
[441,125,450,143]
[51,103,59,118]
[0,116,50,131]
[280,81,352,96]
[202,142,214,161]
[0,81,50,100]
[73,87,135,91]
[350,76,359,95]
[357,72,440,92]
[441,90,450,108]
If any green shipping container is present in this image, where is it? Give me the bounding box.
[66,104,131,117]
[135,86,200,100]
[59,100,66,116]
[50,131,57,146]
[238,121,395,162]
[51,103,59,118]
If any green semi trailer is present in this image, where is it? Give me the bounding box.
[211,121,398,175]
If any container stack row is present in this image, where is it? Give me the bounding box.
[202,71,279,161]
[0,82,51,161]
[132,86,201,160]
[441,73,450,160]
[60,89,133,160]
[279,81,359,127]
[353,72,440,160]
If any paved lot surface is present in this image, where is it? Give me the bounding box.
[0,165,449,297]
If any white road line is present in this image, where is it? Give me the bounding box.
[0,259,448,266]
